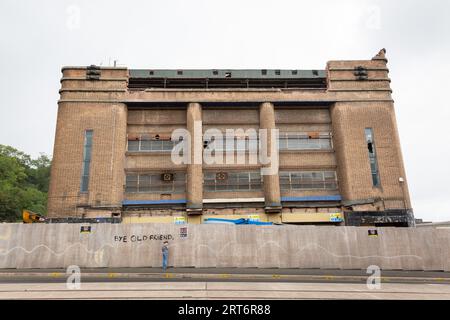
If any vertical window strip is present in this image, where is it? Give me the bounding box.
[365,128,381,187]
[80,130,93,192]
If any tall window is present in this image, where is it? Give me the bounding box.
[365,128,381,187]
[204,171,262,192]
[80,130,93,192]
[279,171,337,190]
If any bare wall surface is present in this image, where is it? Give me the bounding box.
[0,223,448,271]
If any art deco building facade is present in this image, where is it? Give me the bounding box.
[47,49,414,226]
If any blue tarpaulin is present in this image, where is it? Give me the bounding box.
[203,218,273,225]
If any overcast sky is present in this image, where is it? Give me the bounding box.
[1,0,449,222]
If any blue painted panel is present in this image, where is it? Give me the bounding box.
[281,195,342,202]
[203,218,273,226]
[122,199,187,206]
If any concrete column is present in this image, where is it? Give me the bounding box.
[186,103,203,214]
[259,102,282,212]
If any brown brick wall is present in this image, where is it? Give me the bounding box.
[47,102,127,216]
[49,53,412,222]
[48,67,128,217]
[331,102,409,210]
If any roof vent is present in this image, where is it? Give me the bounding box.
[86,65,101,80]
[354,66,368,80]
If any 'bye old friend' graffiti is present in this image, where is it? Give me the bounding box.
[113,234,174,243]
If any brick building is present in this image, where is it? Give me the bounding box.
[47,49,414,226]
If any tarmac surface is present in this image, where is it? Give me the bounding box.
[1,267,450,283]
[1,268,450,299]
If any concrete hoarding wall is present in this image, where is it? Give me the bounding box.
[0,223,449,271]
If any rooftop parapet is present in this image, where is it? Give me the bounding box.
[128,69,327,90]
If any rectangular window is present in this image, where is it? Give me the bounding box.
[80,130,93,192]
[204,171,262,192]
[365,128,381,187]
[278,133,332,151]
[125,173,186,193]
[125,174,138,193]
[204,136,259,153]
[279,171,338,191]
[127,134,175,152]
[128,140,140,151]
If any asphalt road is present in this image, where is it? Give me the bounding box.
[1,268,450,284]
[1,268,450,299]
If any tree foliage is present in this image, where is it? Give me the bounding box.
[0,145,51,222]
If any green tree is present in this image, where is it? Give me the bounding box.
[0,145,51,222]
[0,145,32,167]
[28,154,51,193]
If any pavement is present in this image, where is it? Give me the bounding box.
[1,281,450,300]
[1,268,450,299]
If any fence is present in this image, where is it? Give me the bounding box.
[0,223,449,270]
